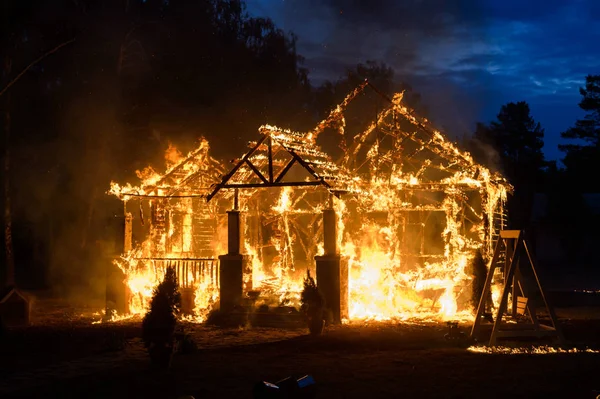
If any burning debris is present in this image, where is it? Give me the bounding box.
[467,345,600,355]
[107,81,510,324]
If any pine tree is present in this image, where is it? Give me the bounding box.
[559,75,600,192]
[471,101,545,228]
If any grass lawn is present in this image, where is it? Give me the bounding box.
[1,301,600,398]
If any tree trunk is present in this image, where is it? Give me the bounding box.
[3,55,14,286]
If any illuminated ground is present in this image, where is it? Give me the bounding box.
[1,299,600,398]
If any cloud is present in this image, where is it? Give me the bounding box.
[246,0,600,159]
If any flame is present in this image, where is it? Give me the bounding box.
[164,142,184,167]
[102,85,510,325]
[467,346,600,355]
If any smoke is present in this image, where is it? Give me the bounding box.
[278,0,486,78]
[265,0,498,142]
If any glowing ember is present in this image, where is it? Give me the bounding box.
[467,345,600,355]
[92,309,135,324]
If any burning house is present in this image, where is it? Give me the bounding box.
[108,81,510,323]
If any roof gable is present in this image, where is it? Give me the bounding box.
[207,80,509,202]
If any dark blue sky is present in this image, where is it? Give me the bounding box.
[246,0,600,162]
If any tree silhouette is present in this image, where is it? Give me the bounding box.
[469,101,546,228]
[0,0,318,292]
[559,75,600,192]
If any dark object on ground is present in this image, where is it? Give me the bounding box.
[251,306,305,329]
[205,307,248,327]
[308,317,325,336]
[444,321,466,341]
[258,304,270,313]
[175,331,198,354]
[300,271,325,336]
[253,375,317,398]
[148,343,173,369]
[142,266,180,369]
[0,286,30,326]
[102,330,127,352]
[471,249,491,311]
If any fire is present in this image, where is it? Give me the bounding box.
[467,346,600,355]
[104,83,510,325]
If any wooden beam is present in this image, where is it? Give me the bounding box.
[523,239,565,344]
[471,238,503,339]
[288,149,331,188]
[365,80,394,104]
[515,269,540,329]
[206,135,268,201]
[267,136,274,183]
[489,235,523,345]
[274,158,296,183]
[538,324,557,331]
[500,230,521,239]
[220,181,324,189]
[508,239,517,317]
[245,159,268,184]
[132,257,217,261]
[155,144,212,187]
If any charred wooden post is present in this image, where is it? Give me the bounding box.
[219,190,247,312]
[323,208,336,256]
[105,207,131,317]
[180,287,195,315]
[315,195,348,324]
[227,210,241,255]
[124,212,133,253]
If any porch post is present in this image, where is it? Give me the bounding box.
[219,189,247,312]
[315,194,348,324]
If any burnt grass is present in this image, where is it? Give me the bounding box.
[1,300,600,398]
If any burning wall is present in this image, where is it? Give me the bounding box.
[108,82,510,323]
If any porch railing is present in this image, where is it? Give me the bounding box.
[133,257,219,289]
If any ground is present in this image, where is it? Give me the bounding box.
[1,297,600,399]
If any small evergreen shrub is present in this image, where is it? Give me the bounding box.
[142,266,181,367]
[300,270,324,316]
[300,270,325,335]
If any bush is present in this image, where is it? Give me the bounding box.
[300,270,326,335]
[300,270,324,316]
[142,266,181,367]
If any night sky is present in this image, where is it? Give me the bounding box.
[246,0,600,162]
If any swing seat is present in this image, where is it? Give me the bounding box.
[516,296,528,316]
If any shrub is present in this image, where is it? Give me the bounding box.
[300,270,324,317]
[142,266,181,366]
[300,270,326,335]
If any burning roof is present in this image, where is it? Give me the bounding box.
[109,138,225,201]
[207,80,509,202]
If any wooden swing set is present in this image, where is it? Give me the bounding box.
[470,230,564,345]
